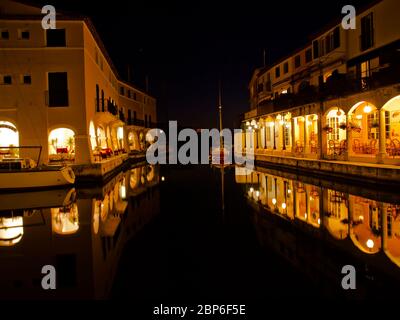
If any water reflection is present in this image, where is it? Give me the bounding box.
[236,166,400,279]
[0,165,160,299]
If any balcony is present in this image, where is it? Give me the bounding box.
[255,63,400,114]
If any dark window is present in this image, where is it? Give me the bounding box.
[134,111,137,121]
[305,49,312,63]
[1,30,9,39]
[127,89,131,98]
[101,90,105,111]
[361,13,374,51]
[23,75,31,84]
[149,115,152,127]
[133,92,137,100]
[145,114,148,127]
[325,34,332,53]
[313,40,319,59]
[294,55,301,68]
[275,66,280,78]
[96,84,100,111]
[3,75,12,84]
[128,109,132,124]
[333,27,340,49]
[283,62,289,74]
[20,30,30,40]
[120,86,125,95]
[46,29,66,47]
[48,72,68,107]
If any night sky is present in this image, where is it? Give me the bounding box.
[33,0,371,128]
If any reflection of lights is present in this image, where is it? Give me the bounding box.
[279,120,284,125]
[51,205,79,235]
[313,115,319,121]
[250,187,254,193]
[255,191,260,197]
[276,115,282,121]
[318,218,321,225]
[305,213,308,219]
[272,198,277,205]
[366,239,374,249]
[282,203,287,210]
[117,127,124,140]
[359,215,364,221]
[363,105,372,114]
[161,176,165,182]
[356,114,363,120]
[309,196,314,201]
[254,124,258,129]
[0,217,24,247]
[287,189,292,194]
[246,121,250,126]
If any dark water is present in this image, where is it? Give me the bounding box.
[1,163,400,302]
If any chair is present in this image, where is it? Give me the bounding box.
[310,140,317,154]
[390,139,400,157]
[328,140,335,155]
[352,139,361,154]
[295,141,304,153]
[339,140,347,155]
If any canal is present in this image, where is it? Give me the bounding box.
[1,163,400,301]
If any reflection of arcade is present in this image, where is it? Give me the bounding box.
[236,166,400,279]
[0,165,159,299]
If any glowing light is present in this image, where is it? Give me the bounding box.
[318,218,321,225]
[358,215,364,221]
[250,187,254,193]
[117,127,124,140]
[246,121,250,126]
[0,217,24,247]
[161,176,165,182]
[120,185,126,200]
[281,89,288,94]
[363,105,372,114]
[272,198,277,205]
[356,114,363,120]
[276,115,282,121]
[313,115,319,121]
[282,203,287,210]
[305,213,308,219]
[287,189,292,194]
[255,191,260,197]
[366,239,374,249]
[279,120,284,125]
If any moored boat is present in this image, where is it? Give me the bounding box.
[0,146,75,190]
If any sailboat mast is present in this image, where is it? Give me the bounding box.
[218,80,223,148]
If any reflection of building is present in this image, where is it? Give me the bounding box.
[0,164,159,299]
[239,166,400,297]
[241,0,400,173]
[237,167,400,268]
[0,0,156,171]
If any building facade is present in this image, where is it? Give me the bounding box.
[243,0,400,166]
[0,0,157,166]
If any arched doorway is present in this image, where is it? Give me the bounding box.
[325,108,347,156]
[48,128,75,163]
[0,121,19,158]
[348,101,378,157]
[382,95,400,158]
[128,130,139,151]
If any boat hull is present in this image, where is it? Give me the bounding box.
[0,167,75,190]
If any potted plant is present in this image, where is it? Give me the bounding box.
[371,120,379,128]
[348,121,361,133]
[322,125,333,133]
